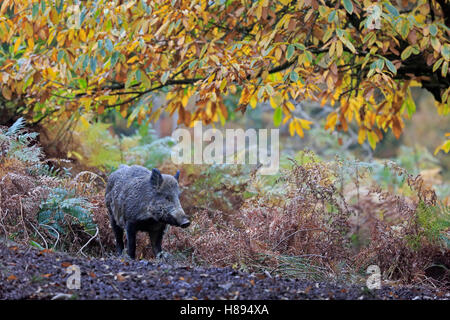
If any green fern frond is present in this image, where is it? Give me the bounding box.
[6,117,26,136]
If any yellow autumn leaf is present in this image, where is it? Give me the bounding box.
[127,56,139,64]
[299,118,312,130]
[79,29,87,42]
[270,92,283,108]
[46,67,56,80]
[324,112,338,131]
[27,37,34,50]
[181,94,189,107]
[250,95,258,109]
[294,119,304,138]
[358,127,366,144]
[288,120,295,136]
[13,37,21,54]
[80,115,90,128]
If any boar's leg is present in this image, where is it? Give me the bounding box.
[110,217,124,256]
[149,226,165,257]
[126,222,137,259]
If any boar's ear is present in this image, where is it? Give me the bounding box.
[174,170,180,181]
[150,168,163,188]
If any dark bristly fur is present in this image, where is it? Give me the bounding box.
[105,165,189,259]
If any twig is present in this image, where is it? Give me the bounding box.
[19,197,29,242]
[78,226,99,257]
[39,223,60,249]
[27,220,48,249]
[272,228,324,251]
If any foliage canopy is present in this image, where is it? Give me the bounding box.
[0,0,449,149]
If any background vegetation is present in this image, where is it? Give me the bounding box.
[0,0,449,290]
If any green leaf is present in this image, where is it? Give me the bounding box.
[125,70,135,88]
[273,106,282,127]
[161,71,170,84]
[304,50,313,62]
[265,83,274,96]
[189,59,198,69]
[433,58,443,72]
[290,70,299,82]
[367,61,377,77]
[402,88,416,118]
[376,58,385,71]
[32,3,39,18]
[429,24,438,37]
[368,131,376,150]
[82,55,89,71]
[400,20,410,39]
[135,69,141,82]
[442,61,448,77]
[336,29,356,53]
[286,44,295,61]
[385,3,399,17]
[385,59,397,74]
[78,78,87,90]
[110,51,119,67]
[401,46,413,60]
[90,56,97,73]
[342,0,353,14]
[57,50,65,62]
[105,38,113,52]
[328,10,336,23]
[56,0,64,14]
[441,44,450,61]
[29,240,45,250]
[293,43,305,50]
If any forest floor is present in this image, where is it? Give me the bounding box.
[0,241,448,300]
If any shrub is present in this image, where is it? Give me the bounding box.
[0,118,104,256]
[0,117,42,164]
[161,152,448,286]
[66,117,175,172]
[38,187,96,249]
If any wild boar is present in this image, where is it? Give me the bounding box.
[105,165,190,259]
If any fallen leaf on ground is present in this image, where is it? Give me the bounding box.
[116,273,126,282]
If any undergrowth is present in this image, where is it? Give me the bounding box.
[0,118,105,256]
[1,119,448,289]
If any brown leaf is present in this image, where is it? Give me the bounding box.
[194,285,203,293]
[7,275,17,281]
[116,274,126,282]
[2,86,12,100]
[38,249,53,255]
[61,262,72,268]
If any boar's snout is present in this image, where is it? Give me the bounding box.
[170,208,190,228]
[180,217,190,228]
[175,210,190,228]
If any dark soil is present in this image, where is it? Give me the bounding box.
[0,242,448,300]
